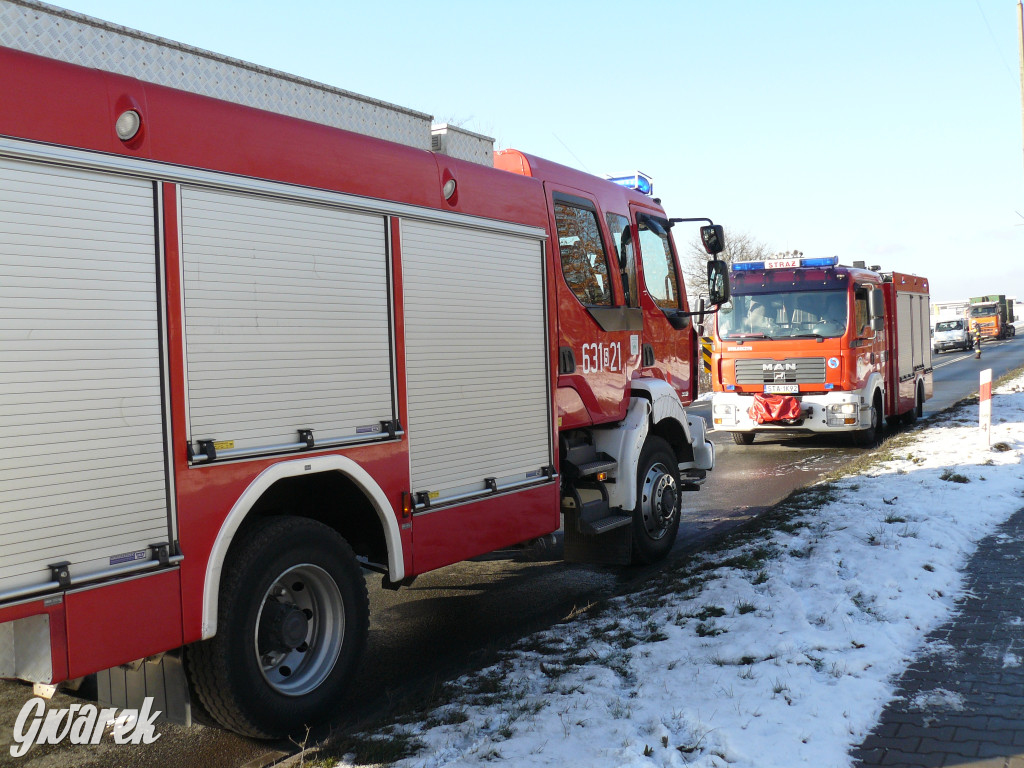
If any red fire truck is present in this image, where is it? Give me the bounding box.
[709,257,932,446]
[0,1,729,738]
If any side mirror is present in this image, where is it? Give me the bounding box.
[707,259,731,306]
[868,288,885,319]
[700,224,725,255]
[868,288,885,332]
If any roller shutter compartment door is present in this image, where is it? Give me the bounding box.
[179,188,395,454]
[0,158,169,596]
[402,219,550,503]
[897,292,914,376]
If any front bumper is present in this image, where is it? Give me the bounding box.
[711,391,871,434]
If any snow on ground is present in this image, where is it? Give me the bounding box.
[336,372,1024,768]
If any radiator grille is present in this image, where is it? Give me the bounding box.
[734,358,826,384]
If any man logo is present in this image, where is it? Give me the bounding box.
[762,363,797,372]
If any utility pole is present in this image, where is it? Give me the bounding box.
[1019,2,1024,179]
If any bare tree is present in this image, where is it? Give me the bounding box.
[679,229,774,305]
[678,229,776,395]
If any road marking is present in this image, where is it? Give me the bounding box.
[932,339,1011,370]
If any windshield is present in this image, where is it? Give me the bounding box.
[935,320,964,332]
[969,305,995,317]
[717,290,848,339]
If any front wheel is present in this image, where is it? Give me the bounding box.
[630,436,682,565]
[852,396,882,448]
[186,517,369,738]
[732,432,755,446]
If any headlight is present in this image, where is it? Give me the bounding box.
[829,403,856,415]
[713,402,738,426]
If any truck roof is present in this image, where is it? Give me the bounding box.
[495,149,668,217]
[0,0,496,163]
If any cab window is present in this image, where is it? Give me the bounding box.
[854,286,870,335]
[636,213,682,310]
[554,201,613,307]
[606,213,638,307]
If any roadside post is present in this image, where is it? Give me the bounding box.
[980,368,992,445]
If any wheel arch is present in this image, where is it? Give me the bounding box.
[201,455,403,639]
[864,372,885,421]
[630,379,694,454]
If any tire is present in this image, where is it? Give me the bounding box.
[186,516,369,738]
[901,383,923,426]
[852,394,882,448]
[630,436,682,565]
[732,432,755,445]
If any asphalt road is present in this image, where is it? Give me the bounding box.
[2,333,1020,768]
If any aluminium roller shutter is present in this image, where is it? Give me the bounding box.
[402,219,550,503]
[0,157,169,596]
[179,188,395,453]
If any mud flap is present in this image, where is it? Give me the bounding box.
[96,649,192,726]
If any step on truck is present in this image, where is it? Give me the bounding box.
[709,257,932,446]
[0,0,730,739]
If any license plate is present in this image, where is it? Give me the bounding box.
[764,384,798,394]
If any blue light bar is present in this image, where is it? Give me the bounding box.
[801,256,840,267]
[607,172,653,196]
[732,256,839,271]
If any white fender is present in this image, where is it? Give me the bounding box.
[591,397,650,512]
[591,379,712,511]
[201,455,404,639]
[630,378,695,444]
[630,378,714,472]
[861,372,886,425]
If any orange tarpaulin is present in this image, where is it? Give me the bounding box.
[748,394,802,424]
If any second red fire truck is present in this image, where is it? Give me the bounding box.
[709,257,931,446]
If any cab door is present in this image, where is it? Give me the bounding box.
[548,188,642,428]
[630,206,694,402]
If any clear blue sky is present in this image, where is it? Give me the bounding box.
[48,0,1024,303]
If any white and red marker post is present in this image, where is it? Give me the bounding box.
[979,368,992,445]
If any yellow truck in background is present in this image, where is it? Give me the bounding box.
[969,295,1016,341]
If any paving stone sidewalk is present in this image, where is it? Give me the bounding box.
[852,506,1024,768]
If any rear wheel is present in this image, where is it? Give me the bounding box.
[186,516,369,738]
[630,436,682,565]
[901,388,919,425]
[732,432,755,445]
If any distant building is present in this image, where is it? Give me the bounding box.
[931,300,969,322]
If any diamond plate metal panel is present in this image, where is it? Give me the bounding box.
[0,0,432,149]
[431,124,495,166]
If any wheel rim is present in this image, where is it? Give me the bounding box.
[255,564,345,696]
[640,462,679,540]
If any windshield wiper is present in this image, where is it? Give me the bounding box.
[789,333,827,341]
[729,333,774,341]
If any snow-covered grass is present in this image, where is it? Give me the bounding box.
[327,370,1024,768]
